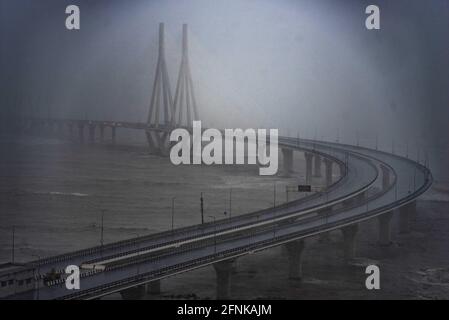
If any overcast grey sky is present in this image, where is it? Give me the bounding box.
[1,0,448,178]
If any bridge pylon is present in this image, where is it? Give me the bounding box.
[173,24,200,127]
[146,23,175,155]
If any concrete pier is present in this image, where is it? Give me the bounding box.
[78,124,84,143]
[120,284,146,300]
[147,280,161,295]
[313,155,322,177]
[409,200,418,222]
[68,123,74,139]
[145,131,170,156]
[282,148,293,175]
[44,122,52,135]
[88,125,95,143]
[355,191,366,205]
[339,162,347,177]
[381,164,391,190]
[317,208,332,242]
[399,201,416,233]
[57,123,64,136]
[145,130,156,153]
[213,259,235,300]
[342,196,355,208]
[111,126,116,145]
[285,239,305,280]
[324,158,333,186]
[100,125,105,142]
[341,224,358,261]
[378,211,394,246]
[304,152,314,184]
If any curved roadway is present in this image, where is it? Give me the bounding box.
[6,136,432,300]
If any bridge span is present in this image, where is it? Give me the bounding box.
[1,23,432,300]
[2,128,432,300]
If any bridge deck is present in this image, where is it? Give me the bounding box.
[3,122,432,300]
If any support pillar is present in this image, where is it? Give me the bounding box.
[409,200,417,222]
[378,211,393,246]
[399,202,416,234]
[38,120,45,134]
[381,165,391,191]
[317,208,332,242]
[120,284,146,300]
[324,158,333,186]
[282,148,293,174]
[146,130,170,156]
[44,121,52,135]
[88,124,95,144]
[304,152,313,184]
[147,280,161,295]
[342,197,355,208]
[68,123,74,139]
[213,259,234,300]
[111,126,116,145]
[314,155,322,177]
[339,162,347,177]
[78,124,84,143]
[285,239,305,280]
[46,122,51,135]
[51,122,58,135]
[57,123,64,136]
[356,191,366,205]
[100,125,105,142]
[28,121,35,134]
[158,132,170,157]
[341,224,358,261]
[146,130,158,154]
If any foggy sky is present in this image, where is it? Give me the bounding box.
[1,0,448,179]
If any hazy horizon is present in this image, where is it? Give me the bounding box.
[1,0,448,179]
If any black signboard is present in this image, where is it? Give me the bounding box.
[297,185,312,192]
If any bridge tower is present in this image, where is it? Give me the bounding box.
[173,24,200,127]
[146,23,175,155]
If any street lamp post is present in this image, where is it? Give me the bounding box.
[273,183,276,208]
[286,186,289,203]
[171,197,175,233]
[200,193,204,224]
[229,188,232,219]
[413,168,417,192]
[132,233,140,275]
[208,216,217,254]
[395,180,398,201]
[11,226,15,263]
[406,141,409,158]
[100,210,105,247]
[417,147,420,164]
[31,254,41,300]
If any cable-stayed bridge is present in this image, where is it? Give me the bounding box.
[1,23,432,300]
